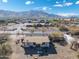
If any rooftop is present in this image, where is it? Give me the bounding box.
[24,36,49,44]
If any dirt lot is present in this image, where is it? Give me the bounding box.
[9,35,78,59]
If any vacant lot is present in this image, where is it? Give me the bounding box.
[8,35,78,59]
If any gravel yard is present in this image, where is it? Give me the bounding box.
[9,35,78,59]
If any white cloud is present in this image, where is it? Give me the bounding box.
[53,2,73,7]
[56,1,59,4]
[64,2,73,6]
[75,1,79,4]
[42,7,52,11]
[34,6,52,11]
[2,0,8,3]
[57,13,77,16]
[25,1,34,5]
[53,4,63,7]
[42,7,47,10]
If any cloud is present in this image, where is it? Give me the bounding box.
[42,7,47,10]
[53,4,63,7]
[56,1,59,4]
[75,1,79,4]
[42,7,52,11]
[34,6,52,11]
[53,2,73,7]
[25,1,34,5]
[57,13,77,16]
[64,2,73,6]
[2,0,8,3]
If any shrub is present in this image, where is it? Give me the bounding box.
[0,44,12,56]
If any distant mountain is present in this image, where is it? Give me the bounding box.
[0,10,78,21]
[0,10,62,20]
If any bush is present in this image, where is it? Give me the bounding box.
[77,54,79,59]
[59,26,69,31]
[0,57,9,59]
[0,35,12,59]
[0,43,12,58]
[1,43,12,56]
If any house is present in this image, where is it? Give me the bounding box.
[22,36,50,48]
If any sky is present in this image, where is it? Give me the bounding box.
[0,0,79,16]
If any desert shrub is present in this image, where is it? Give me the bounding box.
[59,26,69,31]
[0,43,12,56]
[77,53,79,59]
[0,57,9,59]
[0,35,12,59]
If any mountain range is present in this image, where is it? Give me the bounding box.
[0,10,78,20]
